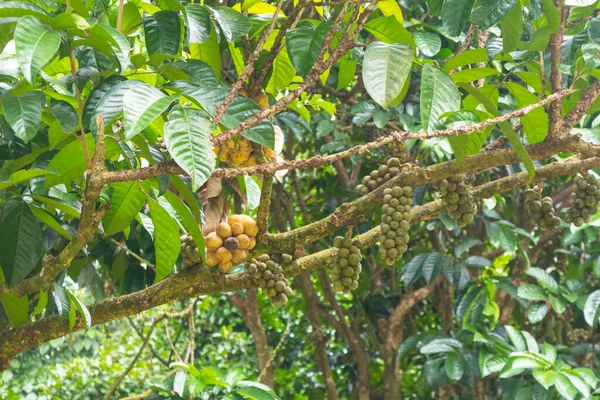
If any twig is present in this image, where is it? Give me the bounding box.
[116,0,125,32]
[257,319,291,382]
[109,238,155,269]
[164,320,184,363]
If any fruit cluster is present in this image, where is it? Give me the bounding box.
[355,158,402,195]
[180,234,202,267]
[205,214,258,273]
[369,127,410,163]
[246,254,294,306]
[380,186,412,265]
[331,236,363,293]
[565,174,600,227]
[567,328,591,345]
[213,136,275,168]
[433,175,476,227]
[524,187,561,230]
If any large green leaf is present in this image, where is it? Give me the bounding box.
[149,199,180,282]
[286,22,331,76]
[64,290,91,332]
[266,45,296,95]
[186,4,212,44]
[76,23,130,71]
[14,16,60,84]
[363,42,412,109]
[458,83,535,178]
[163,190,205,264]
[363,16,416,47]
[420,65,461,131]
[81,75,127,132]
[527,302,548,323]
[414,31,441,57]
[442,0,475,36]
[445,353,464,380]
[103,181,149,236]
[0,293,28,327]
[0,2,52,25]
[525,267,558,293]
[444,48,489,72]
[505,82,548,144]
[517,284,547,300]
[471,0,519,30]
[164,106,215,191]
[584,289,600,326]
[209,6,251,42]
[0,201,43,286]
[554,373,578,400]
[1,91,44,144]
[123,83,176,139]
[190,26,221,80]
[160,60,217,87]
[444,110,493,162]
[28,204,72,240]
[144,10,182,58]
[88,79,143,135]
[50,100,78,134]
[46,135,95,188]
[529,0,560,51]
[500,3,523,52]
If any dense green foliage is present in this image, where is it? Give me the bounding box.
[2,0,600,398]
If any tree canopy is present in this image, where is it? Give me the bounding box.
[1,0,600,398]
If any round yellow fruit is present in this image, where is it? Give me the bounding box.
[231,249,247,264]
[205,232,223,252]
[241,215,259,237]
[231,222,244,236]
[216,222,233,239]
[216,247,232,262]
[228,214,243,226]
[206,251,219,267]
[248,236,256,249]
[236,234,250,250]
[219,261,233,273]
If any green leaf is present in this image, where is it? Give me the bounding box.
[45,134,95,188]
[168,176,202,224]
[583,289,600,326]
[88,79,143,135]
[186,4,211,44]
[444,48,489,72]
[0,293,28,327]
[364,16,416,48]
[120,2,142,35]
[286,22,330,76]
[163,190,205,264]
[550,295,567,313]
[450,68,500,83]
[541,343,557,363]
[414,31,441,57]
[149,199,180,282]
[64,290,92,332]
[123,83,176,139]
[525,267,559,293]
[457,83,535,178]
[30,194,81,219]
[562,371,592,399]
[33,290,48,315]
[53,285,70,320]
[103,181,149,236]
[81,75,127,131]
[144,10,182,58]
[589,17,600,43]
[504,82,549,144]
[362,42,412,109]
[420,338,463,354]
[266,45,296,95]
[377,0,404,22]
[472,0,519,30]
[505,325,526,351]
[421,65,461,131]
[582,43,600,69]
[209,6,251,42]
[500,3,523,52]
[444,110,492,162]
[527,302,548,323]
[14,16,61,84]
[50,100,78,134]
[190,26,221,81]
[529,0,561,51]
[445,353,464,380]
[0,2,52,25]
[1,91,44,144]
[441,0,475,36]
[517,284,547,300]
[164,106,215,191]
[28,204,73,240]
[53,12,92,31]
[554,373,578,400]
[0,201,43,286]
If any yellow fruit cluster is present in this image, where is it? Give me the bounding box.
[205,214,258,273]
[213,136,274,168]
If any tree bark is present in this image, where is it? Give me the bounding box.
[229,290,274,387]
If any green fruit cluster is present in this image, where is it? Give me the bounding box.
[432,176,476,227]
[380,186,412,265]
[180,234,202,267]
[355,158,402,195]
[332,236,363,293]
[524,187,561,230]
[246,254,294,306]
[567,328,590,345]
[370,127,410,162]
[565,174,600,227]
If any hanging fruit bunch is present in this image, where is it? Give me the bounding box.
[355,157,402,195]
[246,254,295,306]
[368,127,410,163]
[331,235,363,293]
[380,186,413,265]
[564,174,600,227]
[213,136,275,167]
[523,186,561,231]
[180,234,202,267]
[432,175,477,227]
[205,214,258,273]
